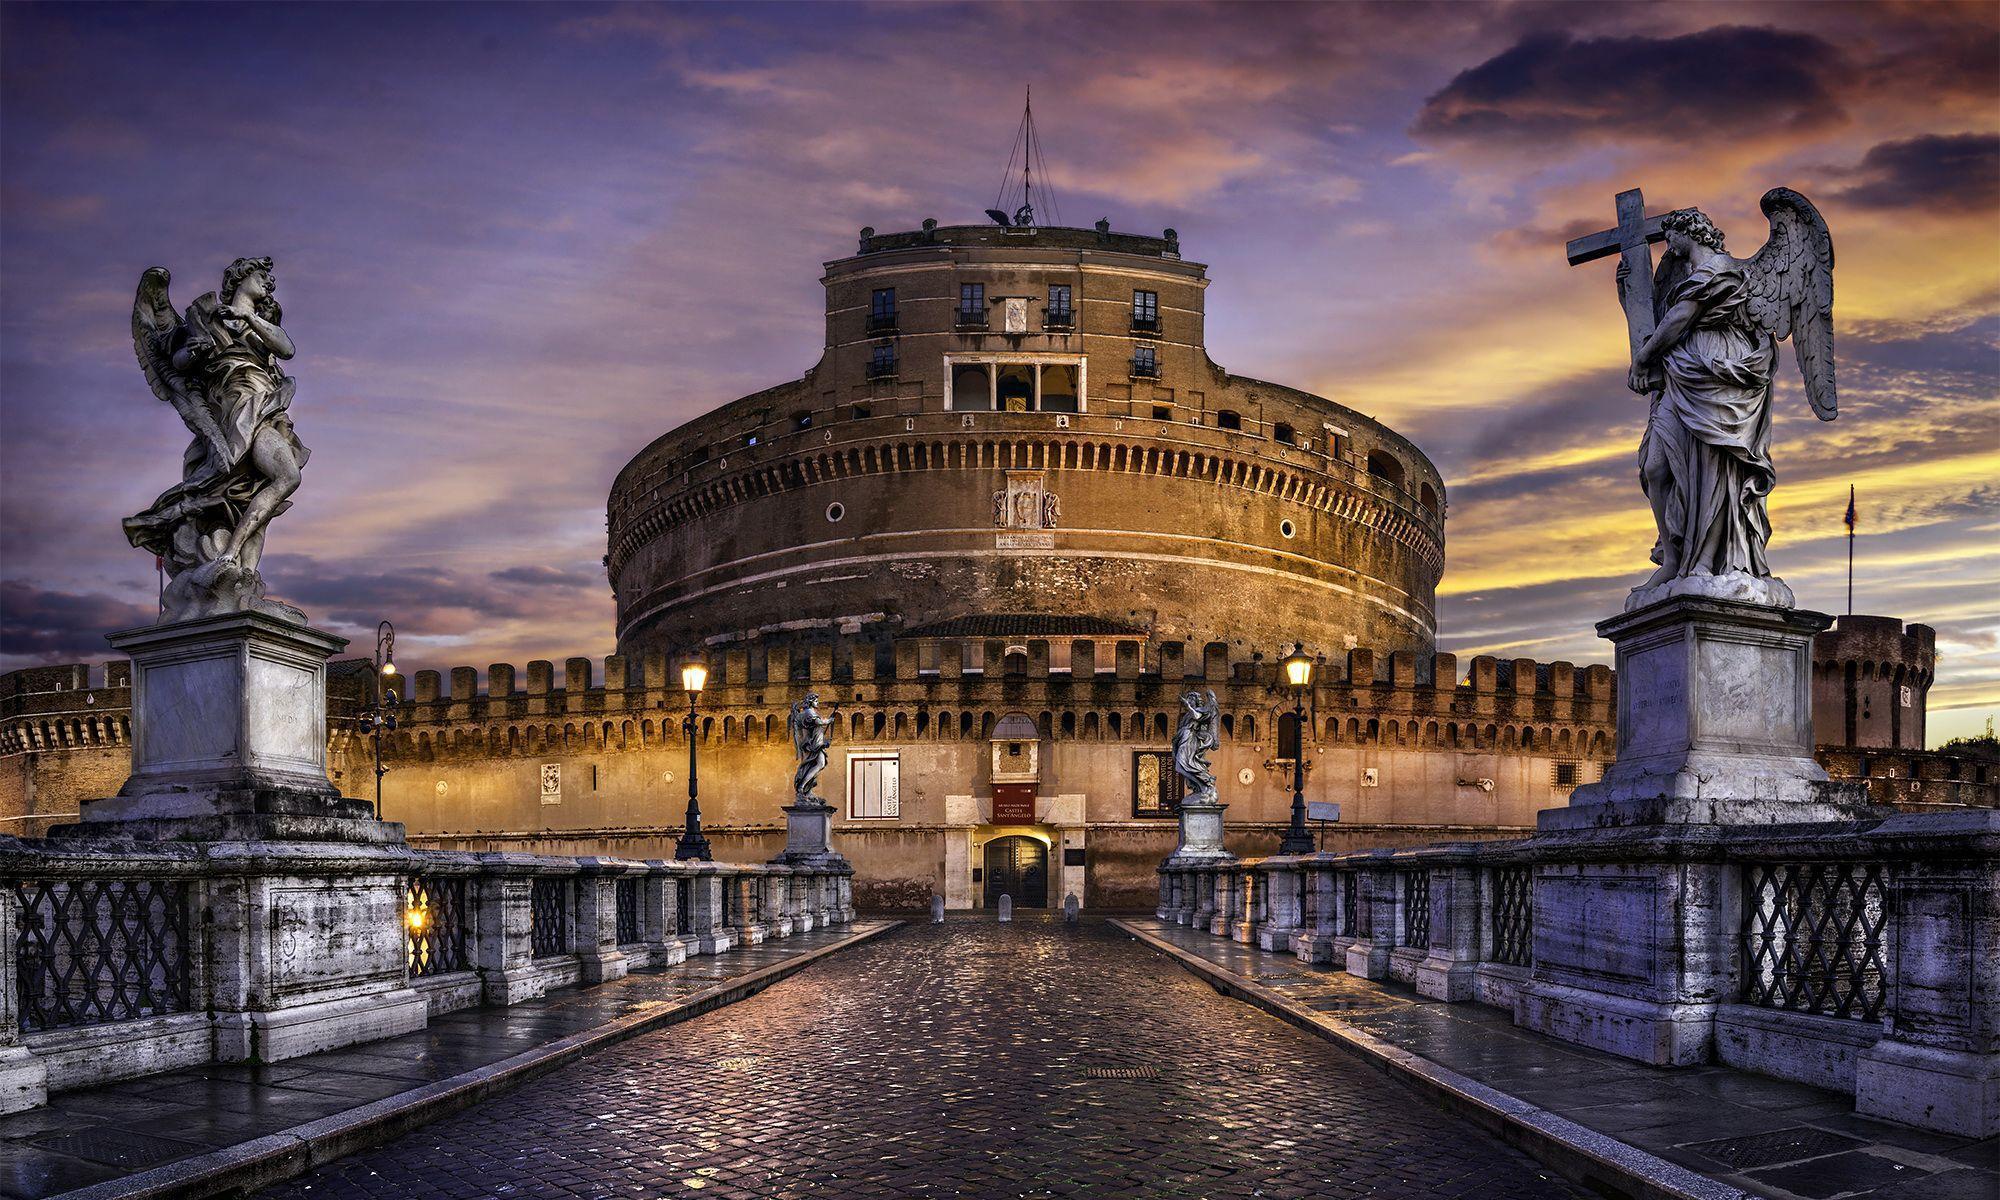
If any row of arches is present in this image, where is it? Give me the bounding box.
[608,432,1443,579]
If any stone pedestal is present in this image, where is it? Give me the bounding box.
[1522,593,1877,1066]
[1543,596,1871,830]
[1167,799,1233,864]
[771,800,850,870]
[62,612,395,844]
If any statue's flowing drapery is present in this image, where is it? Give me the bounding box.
[1641,260,1781,580]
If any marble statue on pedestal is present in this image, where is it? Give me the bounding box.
[789,693,834,805]
[65,256,387,842]
[126,258,308,624]
[1172,689,1219,803]
[773,693,849,869]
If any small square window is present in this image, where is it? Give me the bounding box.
[868,343,897,378]
[1553,761,1581,789]
[1132,344,1157,377]
[1152,405,1173,421]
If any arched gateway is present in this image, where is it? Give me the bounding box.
[983,835,1048,909]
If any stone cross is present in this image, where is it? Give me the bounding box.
[1565,188,1670,355]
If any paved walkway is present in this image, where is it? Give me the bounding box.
[1118,917,1999,1200]
[257,915,1581,1199]
[0,922,894,1200]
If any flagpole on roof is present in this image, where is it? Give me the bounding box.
[1844,484,1856,616]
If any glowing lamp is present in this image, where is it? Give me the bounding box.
[681,661,708,693]
[405,906,429,935]
[1282,643,1313,690]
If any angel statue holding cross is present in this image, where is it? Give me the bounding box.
[1571,189,1836,611]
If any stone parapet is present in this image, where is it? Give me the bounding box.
[0,836,852,1115]
[1154,809,2000,1137]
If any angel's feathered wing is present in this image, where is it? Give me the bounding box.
[790,702,811,757]
[1742,187,1836,420]
[131,267,186,407]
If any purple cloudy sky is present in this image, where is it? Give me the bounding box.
[3,2,1996,744]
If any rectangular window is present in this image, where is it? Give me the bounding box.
[849,753,901,819]
[868,343,897,378]
[1132,343,1157,377]
[1553,761,1581,789]
[1278,711,1302,761]
[1046,284,1073,327]
[1131,289,1158,330]
[958,282,986,326]
[869,288,897,333]
[1133,750,1183,818]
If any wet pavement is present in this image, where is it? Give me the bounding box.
[261,916,1583,1198]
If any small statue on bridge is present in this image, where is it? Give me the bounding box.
[125,257,311,624]
[789,693,835,805]
[1172,689,1220,804]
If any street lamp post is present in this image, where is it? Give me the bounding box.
[355,620,400,819]
[1278,642,1316,855]
[675,659,712,861]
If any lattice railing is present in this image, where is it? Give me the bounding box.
[614,878,641,946]
[674,877,692,935]
[13,878,194,1033]
[1489,866,1533,967]
[1742,862,1888,1021]
[1402,870,1431,948]
[529,877,568,959]
[406,876,468,978]
[1300,869,1321,927]
[722,877,739,929]
[1340,871,1360,937]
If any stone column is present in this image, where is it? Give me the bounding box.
[1257,860,1302,951]
[0,886,49,1115]
[1155,868,1175,922]
[1346,854,1397,980]
[1207,869,1235,937]
[1416,853,1481,1002]
[1191,867,1218,931]
[835,870,855,923]
[764,868,795,938]
[640,861,687,968]
[1293,859,1340,965]
[687,866,732,955]
[472,855,546,1005]
[732,872,766,946]
[1855,811,2000,1137]
[789,873,815,933]
[573,859,632,985]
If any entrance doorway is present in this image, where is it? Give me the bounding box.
[983,836,1048,908]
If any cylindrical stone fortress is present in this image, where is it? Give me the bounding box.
[608,222,1445,661]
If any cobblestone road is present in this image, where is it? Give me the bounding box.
[265,918,1581,1198]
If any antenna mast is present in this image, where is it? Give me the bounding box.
[991,88,1060,228]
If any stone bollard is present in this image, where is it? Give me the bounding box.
[931,894,946,924]
[998,894,1013,922]
[1063,893,1079,923]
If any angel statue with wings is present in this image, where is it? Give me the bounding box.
[1616,189,1835,609]
[789,693,835,804]
[1172,689,1220,804]
[125,257,309,623]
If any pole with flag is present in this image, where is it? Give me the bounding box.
[1844,485,1856,616]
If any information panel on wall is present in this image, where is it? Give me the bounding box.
[991,783,1036,823]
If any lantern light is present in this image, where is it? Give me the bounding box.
[1282,643,1313,689]
[681,661,708,694]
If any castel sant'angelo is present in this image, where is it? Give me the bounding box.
[4,210,1981,908]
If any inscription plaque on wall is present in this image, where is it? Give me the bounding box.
[269,886,401,997]
[540,763,561,805]
[992,783,1036,823]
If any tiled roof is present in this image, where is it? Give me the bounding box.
[900,614,1147,640]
